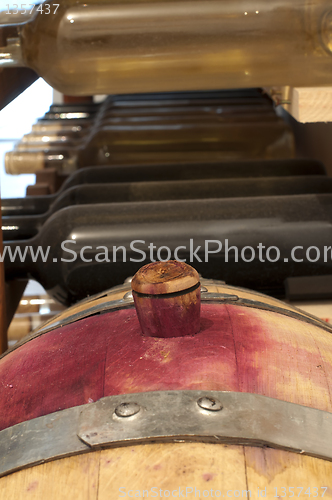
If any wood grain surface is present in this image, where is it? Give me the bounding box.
[1,301,332,430]
[0,444,331,499]
[267,86,332,123]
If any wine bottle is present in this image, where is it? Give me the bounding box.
[17,111,280,151]
[31,123,89,133]
[4,194,332,304]
[40,97,272,123]
[51,89,267,115]
[19,91,278,151]
[5,120,295,174]
[20,132,85,144]
[98,103,274,118]
[31,92,274,135]
[41,111,95,121]
[20,132,83,144]
[37,100,274,132]
[2,159,326,217]
[30,103,276,136]
[99,97,273,111]
[48,103,99,114]
[100,89,267,102]
[28,107,280,135]
[37,105,279,131]
[62,95,94,103]
[41,93,273,132]
[3,176,332,241]
[1,0,332,94]
[15,137,81,150]
[93,96,275,126]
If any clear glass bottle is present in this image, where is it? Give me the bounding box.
[1,0,332,94]
[18,109,279,149]
[5,119,295,173]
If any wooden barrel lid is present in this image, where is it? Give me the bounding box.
[131,260,200,295]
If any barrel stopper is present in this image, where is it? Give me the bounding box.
[131,260,201,338]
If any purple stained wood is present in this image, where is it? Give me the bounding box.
[0,302,331,432]
[133,288,201,338]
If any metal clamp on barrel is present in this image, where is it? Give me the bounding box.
[0,390,332,478]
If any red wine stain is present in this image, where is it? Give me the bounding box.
[202,473,215,481]
[27,481,38,492]
[1,302,331,432]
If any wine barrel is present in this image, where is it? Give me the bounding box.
[0,274,332,499]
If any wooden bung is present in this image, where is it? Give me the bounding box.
[131,260,201,338]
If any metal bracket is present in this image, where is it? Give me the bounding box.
[78,391,332,456]
[0,391,331,478]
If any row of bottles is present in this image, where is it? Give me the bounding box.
[4,189,332,305]
[1,0,332,94]
[4,90,332,306]
[4,173,332,241]
[2,159,326,216]
[5,89,295,174]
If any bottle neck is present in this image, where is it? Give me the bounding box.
[44,152,78,173]
[0,25,25,67]
[2,195,53,217]
[16,134,82,149]
[4,241,34,281]
[23,130,87,141]
[5,150,78,175]
[2,214,44,241]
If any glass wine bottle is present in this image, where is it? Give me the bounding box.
[1,159,326,217]
[5,120,295,174]
[17,110,280,150]
[4,194,332,304]
[29,103,276,138]
[1,0,332,94]
[31,122,90,133]
[3,176,332,241]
